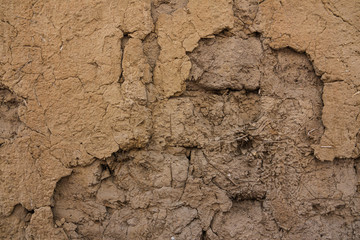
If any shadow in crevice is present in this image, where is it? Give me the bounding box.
[0,83,24,144]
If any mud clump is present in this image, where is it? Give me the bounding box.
[1,0,360,239]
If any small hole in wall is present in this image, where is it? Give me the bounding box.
[101,163,115,176]
[253,31,261,38]
[217,28,233,38]
[121,33,131,49]
[101,164,107,172]
[201,230,207,240]
[235,132,253,153]
[312,203,321,211]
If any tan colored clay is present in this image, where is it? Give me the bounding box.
[1,0,360,239]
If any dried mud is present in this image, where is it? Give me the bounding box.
[1,0,360,239]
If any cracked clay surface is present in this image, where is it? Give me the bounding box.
[1,0,360,239]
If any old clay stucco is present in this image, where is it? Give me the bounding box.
[1,0,360,239]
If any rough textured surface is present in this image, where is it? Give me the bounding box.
[254,0,360,161]
[1,0,360,239]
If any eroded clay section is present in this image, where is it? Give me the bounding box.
[254,0,360,160]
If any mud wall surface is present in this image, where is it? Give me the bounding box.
[1,0,360,239]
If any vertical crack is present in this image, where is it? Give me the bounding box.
[118,34,130,85]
